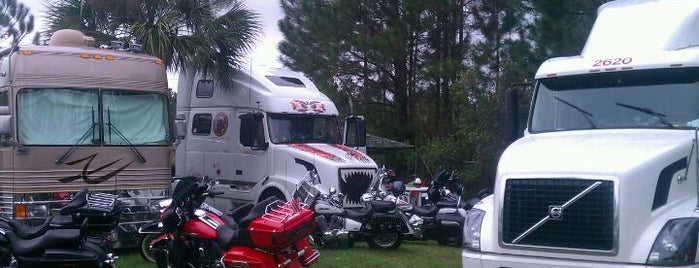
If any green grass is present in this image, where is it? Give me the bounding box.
[116,240,462,268]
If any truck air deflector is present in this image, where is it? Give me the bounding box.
[502,179,615,252]
[652,158,687,210]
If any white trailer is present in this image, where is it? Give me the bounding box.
[463,0,699,267]
[175,67,377,212]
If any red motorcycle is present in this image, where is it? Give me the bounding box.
[148,177,319,268]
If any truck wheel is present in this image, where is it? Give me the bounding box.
[139,233,160,263]
[367,229,403,250]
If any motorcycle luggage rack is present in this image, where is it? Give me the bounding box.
[86,192,117,212]
[262,199,308,223]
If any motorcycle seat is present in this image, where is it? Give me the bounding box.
[9,218,52,240]
[231,203,254,224]
[8,215,76,240]
[215,223,241,250]
[370,200,396,212]
[58,188,89,216]
[413,205,438,217]
[8,228,81,256]
[436,200,458,207]
[344,205,371,220]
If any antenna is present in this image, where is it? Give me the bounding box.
[248,58,253,107]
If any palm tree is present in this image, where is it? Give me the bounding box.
[44,0,260,87]
[0,0,34,57]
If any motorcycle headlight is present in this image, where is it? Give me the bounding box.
[647,218,699,266]
[26,204,50,218]
[463,208,485,251]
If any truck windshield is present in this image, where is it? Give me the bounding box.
[530,68,699,132]
[17,88,169,145]
[268,113,341,144]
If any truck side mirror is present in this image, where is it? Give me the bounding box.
[240,113,268,150]
[344,115,367,148]
[504,88,520,143]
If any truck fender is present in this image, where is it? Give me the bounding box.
[258,181,289,202]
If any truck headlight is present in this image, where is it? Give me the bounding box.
[647,218,699,266]
[463,208,485,251]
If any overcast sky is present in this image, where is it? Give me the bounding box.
[21,0,286,90]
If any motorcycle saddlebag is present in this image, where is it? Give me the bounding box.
[16,249,100,268]
[248,200,316,251]
[222,246,297,268]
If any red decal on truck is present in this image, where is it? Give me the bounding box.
[330,144,370,162]
[290,100,326,114]
[288,144,344,162]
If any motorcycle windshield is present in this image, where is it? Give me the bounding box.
[294,177,320,206]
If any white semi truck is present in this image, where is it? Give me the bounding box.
[175,67,377,212]
[463,0,699,267]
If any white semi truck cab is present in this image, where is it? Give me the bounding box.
[175,67,377,212]
[463,0,699,267]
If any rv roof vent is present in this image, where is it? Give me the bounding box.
[49,29,95,47]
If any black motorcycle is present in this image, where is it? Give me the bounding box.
[294,158,413,250]
[0,189,122,268]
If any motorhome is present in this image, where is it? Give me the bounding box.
[0,29,173,247]
[175,67,377,212]
[463,0,699,267]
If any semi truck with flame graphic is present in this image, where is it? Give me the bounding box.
[463,0,699,267]
[175,67,377,212]
[0,29,172,248]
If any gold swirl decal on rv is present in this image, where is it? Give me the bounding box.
[58,153,134,184]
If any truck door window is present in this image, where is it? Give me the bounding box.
[240,113,266,149]
[0,91,7,106]
[192,113,212,136]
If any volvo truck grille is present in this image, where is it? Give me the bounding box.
[502,178,615,252]
[339,168,375,207]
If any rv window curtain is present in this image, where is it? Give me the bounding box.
[102,91,168,145]
[18,88,168,145]
[18,88,98,145]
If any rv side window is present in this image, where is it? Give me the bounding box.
[192,113,212,135]
[196,80,214,98]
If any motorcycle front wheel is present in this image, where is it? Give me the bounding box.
[138,233,161,263]
[366,230,403,250]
